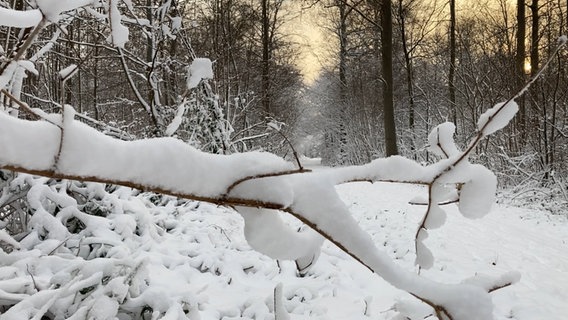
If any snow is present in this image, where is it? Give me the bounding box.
[0,230,19,250]
[0,111,294,198]
[415,230,434,269]
[0,102,565,318]
[236,206,323,261]
[187,58,214,89]
[16,60,37,77]
[2,180,565,319]
[107,0,129,48]
[335,182,567,319]
[171,17,182,33]
[0,62,18,90]
[424,204,446,229]
[59,64,78,80]
[428,122,460,158]
[165,104,186,136]
[36,0,93,22]
[267,120,285,131]
[458,164,497,218]
[0,7,42,28]
[274,283,290,320]
[477,101,519,137]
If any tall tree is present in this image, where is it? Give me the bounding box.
[398,0,416,147]
[337,0,350,163]
[529,0,539,76]
[261,0,271,114]
[380,0,399,156]
[448,0,457,125]
[516,0,526,139]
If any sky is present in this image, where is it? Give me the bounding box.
[283,2,331,84]
[283,0,517,85]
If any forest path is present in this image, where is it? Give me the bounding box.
[334,181,568,319]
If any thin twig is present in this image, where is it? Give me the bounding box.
[433,39,567,184]
[53,106,68,171]
[26,264,39,292]
[409,198,458,206]
[48,235,74,255]
[0,89,62,128]
[488,281,514,293]
[414,38,567,264]
[435,126,450,159]
[223,169,311,198]
[281,205,456,319]
[269,124,304,170]
[0,17,47,74]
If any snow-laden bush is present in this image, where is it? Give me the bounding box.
[0,175,191,318]
[1,174,302,320]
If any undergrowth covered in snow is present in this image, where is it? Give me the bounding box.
[2,173,567,319]
[1,173,308,319]
[0,174,203,319]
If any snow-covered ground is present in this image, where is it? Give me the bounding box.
[126,180,568,319]
[335,182,568,319]
[1,176,567,319]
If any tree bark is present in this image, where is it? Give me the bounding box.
[398,0,416,158]
[448,0,457,125]
[261,0,271,115]
[530,0,539,76]
[381,0,398,156]
[516,0,526,141]
[338,0,348,163]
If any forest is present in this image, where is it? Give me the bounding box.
[0,0,567,319]
[2,0,565,203]
[1,0,567,183]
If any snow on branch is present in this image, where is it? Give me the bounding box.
[107,0,129,48]
[0,100,519,319]
[0,7,42,28]
[186,58,214,89]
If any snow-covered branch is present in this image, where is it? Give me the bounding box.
[0,104,517,320]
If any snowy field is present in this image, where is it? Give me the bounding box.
[178,180,568,320]
[332,182,568,319]
[22,179,563,320]
[1,169,567,319]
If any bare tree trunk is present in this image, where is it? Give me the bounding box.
[339,2,347,91]
[398,0,416,158]
[530,0,539,76]
[146,0,153,65]
[449,0,457,126]
[338,0,349,163]
[380,0,398,156]
[76,19,83,114]
[261,0,271,115]
[93,42,99,121]
[516,0,526,143]
[529,0,543,172]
